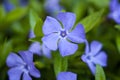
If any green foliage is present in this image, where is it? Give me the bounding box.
[5,8,27,23]
[72,0,88,22]
[0,41,12,68]
[116,34,120,53]
[115,25,120,31]
[53,52,68,76]
[80,9,105,33]
[29,9,43,37]
[34,18,43,37]
[88,0,109,8]
[95,65,106,80]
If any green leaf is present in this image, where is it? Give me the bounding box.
[5,8,27,23]
[0,41,12,68]
[115,25,120,31]
[34,18,44,37]
[95,64,106,80]
[116,34,120,53]
[72,0,88,22]
[88,0,109,8]
[53,52,68,76]
[0,5,5,24]
[34,61,45,69]
[29,9,39,31]
[29,37,42,42]
[80,9,105,33]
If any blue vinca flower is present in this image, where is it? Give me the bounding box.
[81,41,107,75]
[57,72,77,80]
[6,51,40,80]
[28,30,51,58]
[108,0,120,24]
[42,12,86,57]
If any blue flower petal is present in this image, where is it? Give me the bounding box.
[8,67,23,80]
[6,53,24,67]
[18,51,33,65]
[90,41,102,55]
[29,30,35,38]
[29,42,41,56]
[57,12,76,30]
[42,44,51,58]
[42,33,59,50]
[111,8,120,24]
[43,16,61,35]
[67,24,86,43]
[23,73,32,80]
[110,0,119,12]
[3,1,14,12]
[87,61,96,75]
[57,72,77,80]
[44,0,62,16]
[29,65,41,78]
[58,39,78,57]
[92,51,107,67]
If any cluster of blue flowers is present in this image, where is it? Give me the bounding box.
[3,0,28,12]
[5,0,120,80]
[6,12,107,80]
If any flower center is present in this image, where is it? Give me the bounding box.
[60,30,67,38]
[86,55,91,60]
[24,65,30,70]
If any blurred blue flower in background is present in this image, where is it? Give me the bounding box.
[44,0,63,16]
[29,42,51,58]
[29,30,51,58]
[3,0,28,12]
[42,12,86,57]
[3,0,15,12]
[6,51,40,80]
[81,41,107,75]
[57,72,77,80]
[108,0,120,24]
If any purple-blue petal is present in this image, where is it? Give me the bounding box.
[111,8,120,24]
[3,1,14,12]
[92,51,107,67]
[90,41,102,55]
[19,0,28,6]
[23,73,32,80]
[42,16,61,35]
[57,72,77,80]
[87,61,96,75]
[6,53,24,67]
[42,44,51,58]
[57,12,76,30]
[110,0,119,12]
[8,67,23,80]
[81,54,96,74]
[58,39,78,57]
[29,30,36,38]
[44,0,62,16]
[84,40,89,54]
[67,24,86,43]
[29,42,41,56]
[29,65,41,78]
[18,51,33,65]
[42,33,59,50]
